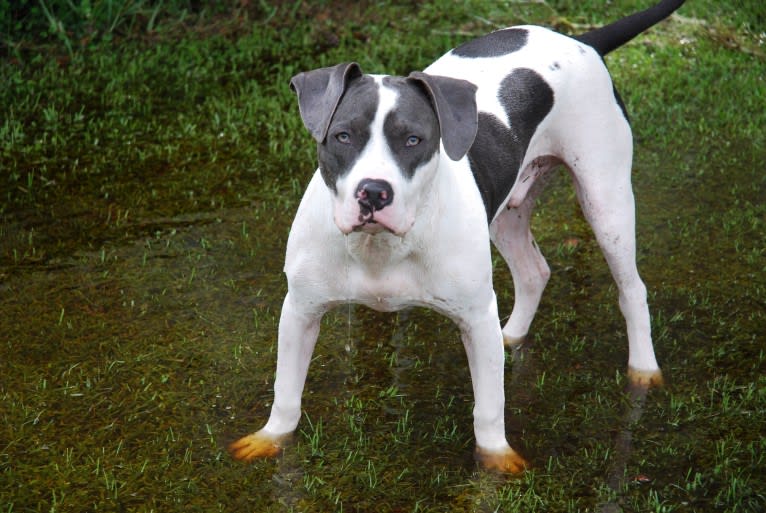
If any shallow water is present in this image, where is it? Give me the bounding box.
[2,24,765,513]
[2,137,763,509]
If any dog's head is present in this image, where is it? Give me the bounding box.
[290,63,478,236]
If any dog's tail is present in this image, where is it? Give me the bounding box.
[575,0,685,56]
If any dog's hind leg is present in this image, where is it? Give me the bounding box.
[568,156,663,387]
[490,165,553,347]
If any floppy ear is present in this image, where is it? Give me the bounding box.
[407,71,478,161]
[290,62,363,143]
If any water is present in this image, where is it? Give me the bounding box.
[3,143,762,510]
[1,29,764,513]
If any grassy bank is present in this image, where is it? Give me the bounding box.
[1,1,765,512]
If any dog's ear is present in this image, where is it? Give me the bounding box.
[290,62,363,143]
[407,72,478,161]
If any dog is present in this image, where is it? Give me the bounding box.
[229,0,683,473]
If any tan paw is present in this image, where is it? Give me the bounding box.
[503,333,526,348]
[475,446,529,474]
[228,430,286,462]
[627,367,664,388]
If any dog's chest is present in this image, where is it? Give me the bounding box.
[341,260,425,312]
[329,231,460,312]
[340,234,418,307]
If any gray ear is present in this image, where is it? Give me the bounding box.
[290,62,363,143]
[407,71,478,161]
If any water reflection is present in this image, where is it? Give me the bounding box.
[268,440,308,510]
[508,337,538,407]
[598,382,650,513]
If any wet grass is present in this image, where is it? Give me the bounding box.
[1,1,765,511]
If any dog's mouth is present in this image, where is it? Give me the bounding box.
[353,215,389,234]
[351,204,392,234]
[334,199,413,237]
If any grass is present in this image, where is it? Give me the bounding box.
[1,0,765,511]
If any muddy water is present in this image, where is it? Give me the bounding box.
[1,124,764,510]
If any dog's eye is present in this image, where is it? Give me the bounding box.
[336,132,351,144]
[406,135,421,147]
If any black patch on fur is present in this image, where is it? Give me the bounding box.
[381,77,441,179]
[452,28,528,58]
[468,68,554,221]
[317,76,378,192]
[613,85,630,122]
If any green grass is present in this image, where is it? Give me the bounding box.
[1,1,765,511]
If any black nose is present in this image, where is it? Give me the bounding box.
[356,179,394,214]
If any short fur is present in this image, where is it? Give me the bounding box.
[229,0,684,473]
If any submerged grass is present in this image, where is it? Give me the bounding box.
[1,1,765,511]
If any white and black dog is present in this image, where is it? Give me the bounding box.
[230,0,683,473]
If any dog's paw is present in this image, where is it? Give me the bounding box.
[228,430,286,462]
[627,367,664,388]
[502,333,526,348]
[475,445,529,474]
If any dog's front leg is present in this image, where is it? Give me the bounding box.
[229,292,322,461]
[456,299,529,474]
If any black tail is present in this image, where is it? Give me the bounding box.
[575,0,685,56]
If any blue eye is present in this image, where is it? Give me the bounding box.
[406,135,421,147]
[336,132,351,144]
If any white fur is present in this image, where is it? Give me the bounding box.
[247,24,661,467]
